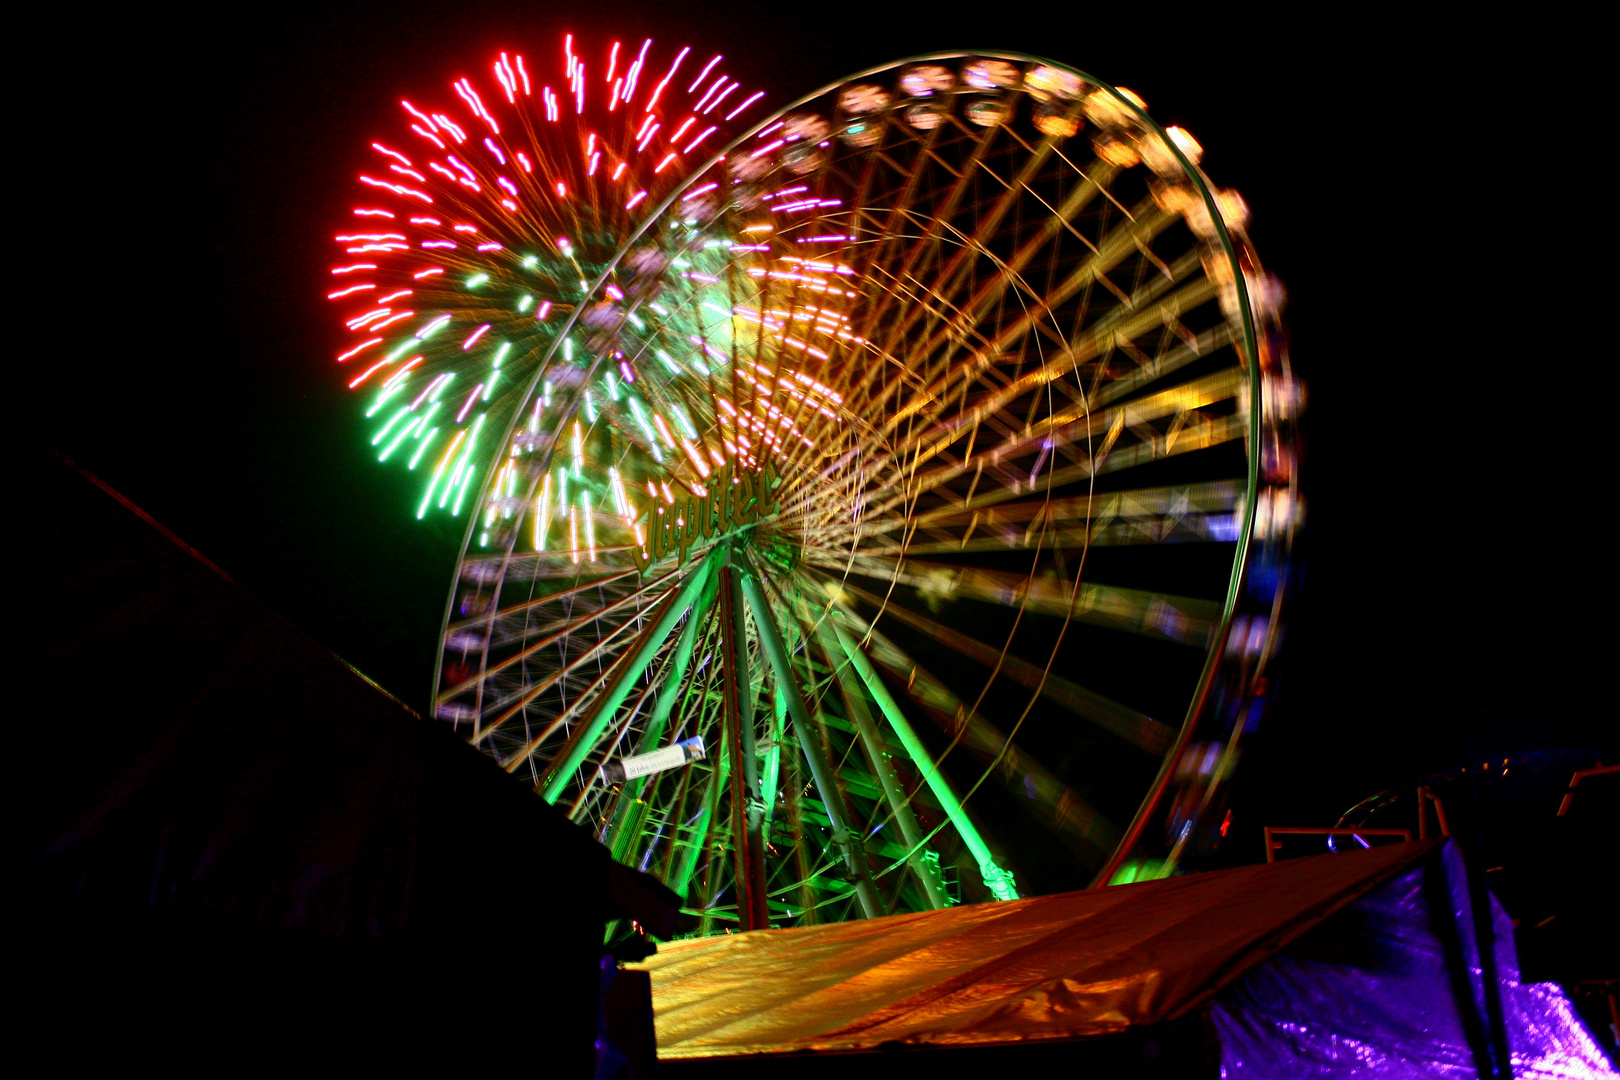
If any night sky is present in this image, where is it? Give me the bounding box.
[34,5,1602,867]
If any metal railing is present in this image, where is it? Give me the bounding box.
[1263,826,1412,863]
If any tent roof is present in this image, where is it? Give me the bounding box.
[639,839,1442,1059]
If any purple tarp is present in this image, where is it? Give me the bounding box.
[1212,841,1614,1079]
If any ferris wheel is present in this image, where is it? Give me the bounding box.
[432,52,1300,930]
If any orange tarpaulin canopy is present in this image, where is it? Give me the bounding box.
[638,840,1438,1059]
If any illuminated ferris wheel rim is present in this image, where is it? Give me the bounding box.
[434,46,1294,910]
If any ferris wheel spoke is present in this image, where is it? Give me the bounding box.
[437,563,684,701]
[832,602,1121,861]
[472,608,650,751]
[787,797,848,922]
[892,185,1118,381]
[657,659,733,903]
[856,273,1218,509]
[682,757,728,926]
[780,577,1021,896]
[850,126,952,329]
[879,265,1192,461]
[537,553,722,799]
[844,249,1011,427]
[884,119,1004,279]
[801,614,949,908]
[569,675,663,822]
[887,153,1114,367]
[773,601,896,894]
[1007,411,1246,518]
[822,554,1217,646]
[860,239,975,332]
[886,271,1220,477]
[846,145,1082,418]
[444,566,639,635]
[846,272,1013,429]
[886,516,1234,554]
[460,551,607,583]
[599,571,722,861]
[860,361,1241,530]
[475,562,707,767]
[812,413,1245,559]
[871,200,1176,432]
[860,124,1044,361]
[1083,319,1236,412]
[836,580,1173,754]
[880,162,1123,401]
[812,628,1017,906]
[878,210,1073,364]
[860,478,1243,551]
[635,760,703,875]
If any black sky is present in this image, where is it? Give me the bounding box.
[32,4,1602,863]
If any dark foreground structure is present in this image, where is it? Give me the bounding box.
[5,449,674,1066]
[642,839,1614,1078]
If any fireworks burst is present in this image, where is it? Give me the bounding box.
[328,36,766,519]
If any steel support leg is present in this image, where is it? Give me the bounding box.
[693,736,729,936]
[815,618,950,910]
[603,570,720,862]
[720,560,771,930]
[668,755,718,907]
[759,689,784,838]
[737,556,882,919]
[541,551,719,802]
[829,617,1018,901]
